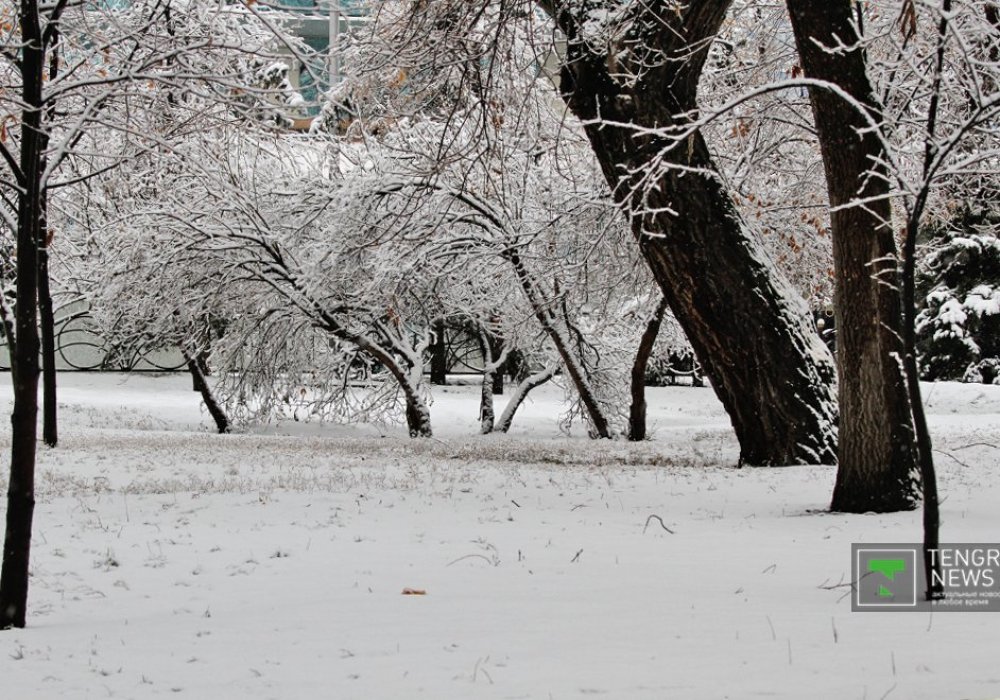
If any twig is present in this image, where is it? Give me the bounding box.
[951,441,1000,451]
[446,553,494,567]
[643,514,675,534]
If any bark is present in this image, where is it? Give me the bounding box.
[315,314,433,438]
[39,234,57,448]
[488,333,504,395]
[183,349,230,434]
[1,0,44,630]
[786,0,920,511]
[477,328,508,433]
[429,318,447,385]
[402,388,433,438]
[493,362,559,434]
[628,297,667,442]
[37,22,59,450]
[546,0,838,464]
[480,367,496,433]
[903,0,951,597]
[503,247,613,438]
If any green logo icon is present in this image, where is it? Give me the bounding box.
[869,558,906,598]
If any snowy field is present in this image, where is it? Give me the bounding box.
[1,373,999,700]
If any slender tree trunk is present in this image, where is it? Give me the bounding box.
[629,297,667,442]
[903,0,952,598]
[1,0,44,629]
[429,318,447,385]
[480,368,496,434]
[547,0,838,464]
[477,328,508,434]
[786,0,920,511]
[314,309,434,438]
[183,349,230,434]
[38,232,56,448]
[493,362,559,434]
[37,28,60,450]
[503,247,613,438]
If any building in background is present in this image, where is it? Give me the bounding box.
[268,1,370,113]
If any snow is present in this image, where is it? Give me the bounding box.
[2,372,1000,699]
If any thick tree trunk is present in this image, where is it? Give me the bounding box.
[547,0,837,464]
[786,0,920,511]
[493,362,559,434]
[429,318,447,385]
[1,0,44,629]
[402,390,433,438]
[183,349,230,434]
[629,297,667,442]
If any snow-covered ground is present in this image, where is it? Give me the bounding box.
[1,373,999,699]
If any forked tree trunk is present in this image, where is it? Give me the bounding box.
[786,0,920,511]
[546,0,838,464]
[477,328,509,434]
[503,247,613,438]
[629,297,667,442]
[493,362,559,434]
[1,0,44,629]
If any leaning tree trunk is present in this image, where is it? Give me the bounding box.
[1,0,44,629]
[503,247,614,438]
[183,349,230,434]
[786,0,920,511]
[546,0,837,465]
[493,362,559,434]
[629,297,667,442]
[319,317,433,438]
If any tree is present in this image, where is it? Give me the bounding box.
[785,0,921,512]
[534,0,839,464]
[0,0,46,630]
[0,0,308,629]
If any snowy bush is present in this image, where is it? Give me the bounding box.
[917,216,1000,382]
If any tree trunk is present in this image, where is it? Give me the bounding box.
[183,349,230,434]
[547,0,838,464]
[786,0,920,511]
[429,318,447,385]
[477,328,509,433]
[480,367,496,434]
[493,362,559,434]
[629,297,667,441]
[503,247,613,438]
[403,390,433,438]
[1,0,44,629]
[38,233,57,448]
